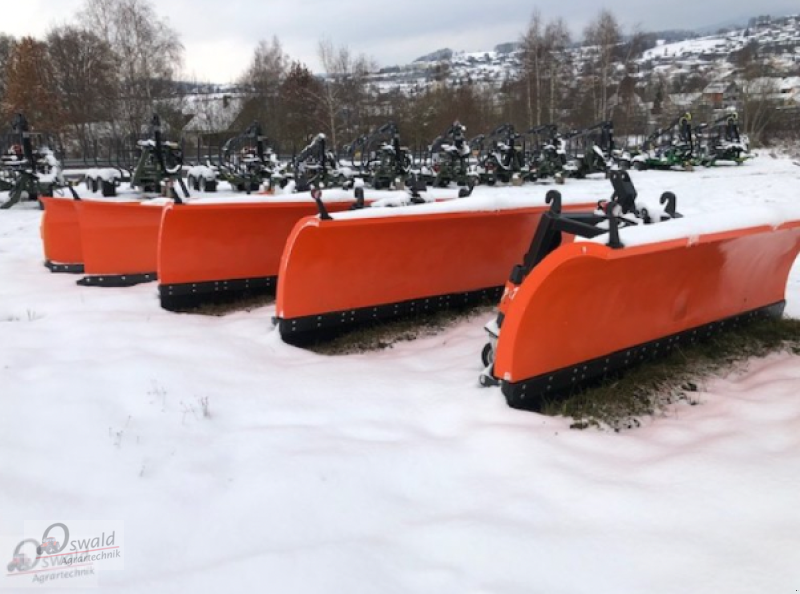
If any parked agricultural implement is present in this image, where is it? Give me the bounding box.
[474,123,528,185]
[273,189,597,342]
[40,196,84,273]
[156,189,424,310]
[693,112,749,166]
[359,122,412,190]
[73,199,166,286]
[428,121,472,187]
[83,114,190,199]
[40,187,378,293]
[478,171,800,411]
[0,114,75,210]
[342,134,368,174]
[281,133,343,192]
[208,122,274,193]
[632,113,695,171]
[42,115,190,286]
[42,193,168,286]
[561,120,615,177]
[131,114,190,198]
[524,124,567,183]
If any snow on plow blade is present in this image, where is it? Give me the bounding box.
[157,192,386,310]
[274,196,595,341]
[491,206,800,412]
[74,199,166,287]
[40,197,83,273]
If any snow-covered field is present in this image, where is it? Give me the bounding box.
[1,156,799,593]
[642,35,741,60]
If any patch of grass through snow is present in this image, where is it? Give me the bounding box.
[307,302,497,356]
[543,316,800,432]
[181,292,275,316]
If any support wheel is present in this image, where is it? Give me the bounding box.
[101,180,116,197]
[481,343,494,368]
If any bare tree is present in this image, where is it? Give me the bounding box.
[79,0,184,136]
[0,34,17,109]
[521,15,572,129]
[584,10,621,121]
[739,76,779,144]
[521,11,545,128]
[609,27,649,136]
[543,18,571,125]
[239,36,287,138]
[47,26,118,151]
[242,37,286,94]
[316,38,376,149]
[2,37,62,132]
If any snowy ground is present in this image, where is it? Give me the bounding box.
[1,155,799,593]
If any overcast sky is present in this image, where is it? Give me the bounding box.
[3,0,799,83]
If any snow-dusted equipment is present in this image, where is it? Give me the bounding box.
[359,122,412,190]
[428,121,472,187]
[157,190,381,310]
[73,199,165,287]
[211,121,274,193]
[84,167,127,197]
[694,112,750,166]
[631,113,695,171]
[46,115,188,285]
[40,196,84,273]
[273,190,596,342]
[479,171,800,411]
[524,124,567,182]
[561,120,614,177]
[0,113,75,209]
[282,133,342,192]
[130,114,190,198]
[185,164,217,192]
[474,123,528,185]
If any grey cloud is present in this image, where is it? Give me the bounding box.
[155,0,800,77]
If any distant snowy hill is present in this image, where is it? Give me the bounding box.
[368,14,800,96]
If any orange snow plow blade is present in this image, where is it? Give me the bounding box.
[489,211,800,411]
[74,199,165,286]
[40,197,83,273]
[275,198,594,341]
[157,197,369,310]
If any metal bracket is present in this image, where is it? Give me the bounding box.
[311,188,332,220]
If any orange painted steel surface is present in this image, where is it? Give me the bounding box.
[40,197,83,265]
[75,200,164,275]
[276,203,594,321]
[493,222,800,385]
[157,200,358,287]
